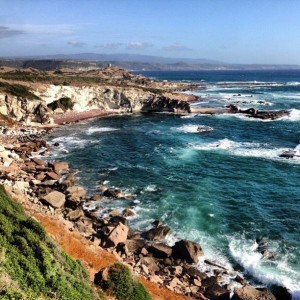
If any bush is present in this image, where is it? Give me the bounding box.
[47,97,74,111]
[0,81,40,100]
[105,263,152,300]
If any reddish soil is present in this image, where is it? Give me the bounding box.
[32,213,190,300]
[53,109,116,125]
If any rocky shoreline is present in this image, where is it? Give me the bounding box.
[0,65,295,299]
[0,123,292,300]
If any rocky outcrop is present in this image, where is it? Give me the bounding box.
[0,94,52,125]
[38,84,191,115]
[227,104,289,120]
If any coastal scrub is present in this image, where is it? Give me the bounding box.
[0,185,100,300]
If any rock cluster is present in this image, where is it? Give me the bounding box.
[227,104,289,120]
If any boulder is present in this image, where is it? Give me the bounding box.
[31,157,46,165]
[109,215,128,226]
[202,277,230,300]
[232,285,276,300]
[103,222,129,248]
[67,209,84,221]
[46,171,61,181]
[271,286,292,300]
[90,194,103,201]
[150,274,163,284]
[42,191,66,208]
[125,239,148,253]
[61,172,76,187]
[66,185,86,202]
[145,225,171,241]
[49,161,69,172]
[172,239,203,264]
[122,208,135,217]
[148,243,172,258]
[139,256,160,273]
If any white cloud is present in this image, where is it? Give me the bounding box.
[127,42,152,50]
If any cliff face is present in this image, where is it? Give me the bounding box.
[0,93,50,125]
[0,85,191,125]
[38,84,190,114]
[0,66,192,125]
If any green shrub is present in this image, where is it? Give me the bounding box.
[47,97,74,111]
[106,263,152,300]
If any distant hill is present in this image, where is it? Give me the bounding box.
[7,52,224,65]
[0,53,299,71]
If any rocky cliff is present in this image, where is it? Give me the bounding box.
[0,66,194,126]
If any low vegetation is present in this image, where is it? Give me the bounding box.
[100,263,152,300]
[0,81,40,100]
[47,97,74,111]
[0,185,101,300]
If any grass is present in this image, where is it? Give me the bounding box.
[0,82,40,100]
[101,263,152,300]
[0,185,101,300]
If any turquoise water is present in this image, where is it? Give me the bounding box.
[48,71,300,298]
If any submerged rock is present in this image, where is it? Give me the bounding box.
[227,104,289,120]
[197,125,213,133]
[280,150,296,159]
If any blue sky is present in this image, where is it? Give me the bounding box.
[1,0,300,64]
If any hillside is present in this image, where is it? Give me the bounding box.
[0,185,100,299]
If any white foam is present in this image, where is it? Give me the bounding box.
[287,109,300,122]
[191,139,300,163]
[87,127,119,134]
[144,184,158,192]
[175,124,200,133]
[175,124,213,133]
[192,138,238,150]
[180,114,197,119]
[229,237,300,297]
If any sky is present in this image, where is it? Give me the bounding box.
[1,0,300,64]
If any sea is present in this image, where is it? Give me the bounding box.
[47,70,300,299]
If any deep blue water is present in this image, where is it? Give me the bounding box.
[135,69,300,83]
[48,70,300,298]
